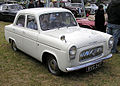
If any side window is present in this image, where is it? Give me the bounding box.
[16,15,25,27]
[27,15,38,30]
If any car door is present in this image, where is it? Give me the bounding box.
[12,14,26,51]
[22,15,39,58]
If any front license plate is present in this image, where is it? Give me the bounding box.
[86,62,103,72]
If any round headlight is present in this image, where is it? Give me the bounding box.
[69,46,77,60]
[108,37,114,49]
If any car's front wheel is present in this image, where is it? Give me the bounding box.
[47,56,62,75]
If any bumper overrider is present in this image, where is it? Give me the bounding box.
[66,54,112,72]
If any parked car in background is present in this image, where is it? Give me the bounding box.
[71,3,84,17]
[4,0,17,4]
[5,8,113,75]
[0,2,5,5]
[76,14,107,32]
[85,3,98,14]
[76,17,95,29]
[0,4,23,22]
[53,1,81,17]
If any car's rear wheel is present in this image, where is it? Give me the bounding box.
[47,56,62,75]
[11,41,18,51]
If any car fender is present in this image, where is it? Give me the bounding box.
[8,37,16,44]
[41,49,58,62]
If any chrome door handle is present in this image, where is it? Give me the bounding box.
[37,43,39,46]
[23,31,25,34]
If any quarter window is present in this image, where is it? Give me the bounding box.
[16,15,25,27]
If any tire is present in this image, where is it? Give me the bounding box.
[11,41,18,51]
[47,56,62,75]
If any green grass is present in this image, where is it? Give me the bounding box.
[0,21,120,86]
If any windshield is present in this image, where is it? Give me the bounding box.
[9,5,23,10]
[39,12,77,31]
[53,2,65,7]
[71,3,82,7]
[65,2,71,7]
[53,2,71,7]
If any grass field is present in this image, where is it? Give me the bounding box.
[0,21,120,86]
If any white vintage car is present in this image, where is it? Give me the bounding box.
[5,8,113,75]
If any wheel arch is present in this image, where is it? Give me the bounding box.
[8,37,16,44]
[42,51,63,75]
[42,51,58,65]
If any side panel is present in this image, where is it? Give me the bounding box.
[5,25,24,51]
[35,34,71,72]
[21,29,38,58]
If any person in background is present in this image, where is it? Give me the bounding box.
[106,0,120,54]
[28,0,35,8]
[86,10,90,17]
[49,1,54,7]
[27,18,37,30]
[95,5,105,32]
[36,0,44,7]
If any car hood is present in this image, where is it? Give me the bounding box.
[85,6,98,10]
[43,27,106,48]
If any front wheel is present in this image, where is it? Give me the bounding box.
[47,56,62,76]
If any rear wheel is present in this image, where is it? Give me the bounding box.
[11,41,18,51]
[47,56,62,75]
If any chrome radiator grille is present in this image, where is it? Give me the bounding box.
[79,46,103,61]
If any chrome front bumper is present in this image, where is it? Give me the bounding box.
[66,54,112,72]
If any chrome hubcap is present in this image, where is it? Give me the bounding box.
[49,59,57,72]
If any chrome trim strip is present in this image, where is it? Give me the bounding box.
[66,54,112,72]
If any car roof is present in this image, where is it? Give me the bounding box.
[18,8,71,15]
[53,1,68,3]
[2,4,20,6]
[71,3,82,4]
